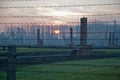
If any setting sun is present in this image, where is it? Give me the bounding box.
[54,30,60,34]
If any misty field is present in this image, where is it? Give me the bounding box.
[0,58,120,80]
[0,47,120,54]
[16,47,71,53]
[0,47,71,53]
[93,49,120,54]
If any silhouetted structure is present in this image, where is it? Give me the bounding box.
[70,27,73,46]
[80,17,87,47]
[37,29,43,46]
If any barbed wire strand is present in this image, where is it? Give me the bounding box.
[0,0,45,2]
[0,13,120,18]
[0,21,120,25]
[0,3,120,8]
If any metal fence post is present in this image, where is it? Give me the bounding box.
[7,45,16,80]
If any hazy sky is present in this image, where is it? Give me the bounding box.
[0,0,120,24]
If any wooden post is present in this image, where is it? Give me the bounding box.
[7,45,16,80]
[3,46,6,50]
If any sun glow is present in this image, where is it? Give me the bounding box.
[49,10,85,17]
[50,11,72,16]
[52,21,65,25]
[54,30,60,34]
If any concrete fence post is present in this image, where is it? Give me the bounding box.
[70,27,73,46]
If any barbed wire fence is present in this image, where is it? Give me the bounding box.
[0,0,45,1]
[0,3,120,8]
[0,1,120,80]
[0,20,120,47]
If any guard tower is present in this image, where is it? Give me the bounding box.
[78,17,91,55]
[80,17,87,47]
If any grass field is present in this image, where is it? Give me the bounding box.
[0,47,72,53]
[16,48,71,53]
[0,58,120,80]
[0,47,120,54]
[0,72,6,80]
[93,49,120,54]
